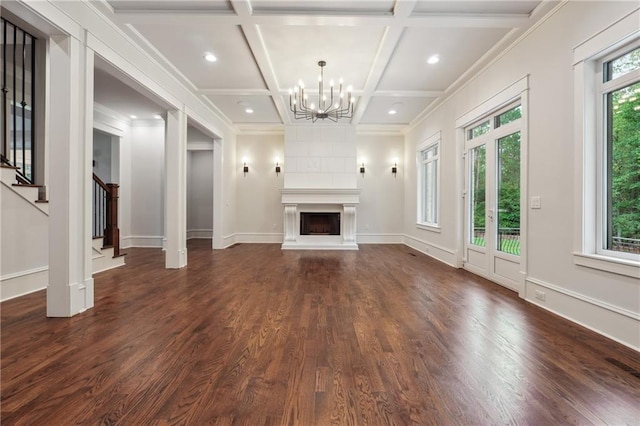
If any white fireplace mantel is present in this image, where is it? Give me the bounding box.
[280,188,360,250]
[280,188,361,205]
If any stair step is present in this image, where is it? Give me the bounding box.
[12,183,43,188]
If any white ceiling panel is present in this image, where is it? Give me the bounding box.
[251,1,395,15]
[377,26,509,91]
[91,0,558,130]
[260,25,384,91]
[108,1,234,12]
[413,1,542,15]
[131,23,266,90]
[205,95,282,123]
[360,96,437,125]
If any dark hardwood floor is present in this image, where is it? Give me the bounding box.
[2,241,639,425]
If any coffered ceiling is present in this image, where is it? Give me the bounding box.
[92,0,556,131]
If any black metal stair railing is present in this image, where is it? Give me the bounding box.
[1,17,36,184]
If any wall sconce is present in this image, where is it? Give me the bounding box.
[392,158,398,177]
[360,162,365,176]
[275,157,281,176]
[242,157,249,176]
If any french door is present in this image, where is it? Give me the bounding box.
[464,103,523,291]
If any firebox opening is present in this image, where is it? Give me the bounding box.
[300,212,340,236]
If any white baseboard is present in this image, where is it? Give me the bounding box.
[403,234,459,268]
[187,229,213,240]
[526,277,640,352]
[235,233,283,244]
[223,234,238,248]
[121,235,164,248]
[0,266,48,302]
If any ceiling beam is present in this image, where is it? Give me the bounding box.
[350,0,419,125]
[115,12,530,29]
[230,0,290,125]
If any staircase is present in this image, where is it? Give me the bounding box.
[0,164,125,301]
[92,236,125,273]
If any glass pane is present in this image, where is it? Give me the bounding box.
[468,120,490,140]
[422,159,438,224]
[495,105,522,127]
[422,145,438,161]
[497,132,521,255]
[470,145,486,246]
[605,47,640,81]
[606,81,640,254]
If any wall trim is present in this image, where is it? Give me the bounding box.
[223,234,238,248]
[526,277,639,352]
[121,235,164,248]
[187,229,213,240]
[1,265,48,283]
[0,266,48,302]
[527,276,640,322]
[403,234,458,268]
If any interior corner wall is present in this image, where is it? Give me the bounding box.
[356,133,404,243]
[125,121,165,248]
[404,1,640,349]
[235,134,284,243]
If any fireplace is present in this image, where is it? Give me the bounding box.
[300,212,340,235]
[281,188,360,250]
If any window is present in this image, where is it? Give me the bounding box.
[598,45,640,258]
[417,133,440,228]
[573,11,639,277]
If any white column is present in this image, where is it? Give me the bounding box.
[283,204,297,242]
[212,138,223,249]
[165,109,188,268]
[343,204,357,244]
[47,34,94,316]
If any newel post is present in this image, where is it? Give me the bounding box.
[105,183,120,256]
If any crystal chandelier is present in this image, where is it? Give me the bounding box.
[289,60,354,122]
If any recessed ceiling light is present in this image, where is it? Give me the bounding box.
[130,115,137,119]
[154,114,162,119]
[388,109,397,115]
[203,52,217,62]
[427,55,440,65]
[245,108,254,114]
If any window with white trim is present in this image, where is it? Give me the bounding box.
[573,13,640,277]
[417,133,440,228]
[597,44,640,259]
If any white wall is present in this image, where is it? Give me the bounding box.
[187,150,214,238]
[405,1,640,349]
[234,132,405,244]
[236,134,284,242]
[93,129,112,183]
[284,125,357,189]
[0,185,49,300]
[356,133,404,243]
[125,121,165,248]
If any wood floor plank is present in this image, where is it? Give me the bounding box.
[2,242,639,425]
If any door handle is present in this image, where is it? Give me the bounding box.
[488,209,494,222]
